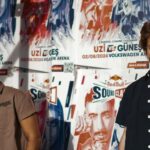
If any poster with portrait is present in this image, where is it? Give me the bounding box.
[73,0,150,68]
[13,0,51,71]
[68,68,148,150]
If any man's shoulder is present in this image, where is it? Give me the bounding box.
[126,75,145,91]
[4,85,25,97]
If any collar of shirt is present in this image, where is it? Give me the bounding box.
[0,82,4,94]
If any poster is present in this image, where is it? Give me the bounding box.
[1,1,150,150]
[50,0,74,39]
[14,0,51,71]
[42,41,75,150]
[68,68,148,150]
[42,71,74,150]
[73,0,150,68]
[0,0,18,69]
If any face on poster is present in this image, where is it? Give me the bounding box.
[75,92,115,150]
[72,81,116,150]
[68,69,114,150]
[69,68,148,150]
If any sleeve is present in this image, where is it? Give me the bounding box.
[116,85,132,127]
[14,90,36,121]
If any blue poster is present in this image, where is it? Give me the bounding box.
[111,0,150,39]
[0,0,16,50]
[42,99,70,150]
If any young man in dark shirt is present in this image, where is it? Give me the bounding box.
[116,21,150,150]
[0,82,41,150]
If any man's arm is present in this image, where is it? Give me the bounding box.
[119,128,126,150]
[20,114,41,150]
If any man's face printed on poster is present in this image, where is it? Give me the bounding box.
[75,100,115,149]
[85,101,115,149]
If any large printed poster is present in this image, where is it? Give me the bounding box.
[68,68,148,150]
[0,0,18,68]
[0,0,52,71]
[49,0,75,64]
[13,0,51,71]
[42,44,75,150]
[42,71,74,150]
[73,0,150,68]
[1,1,150,150]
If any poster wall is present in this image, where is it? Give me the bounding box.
[0,0,150,150]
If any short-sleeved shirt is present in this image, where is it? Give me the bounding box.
[116,70,150,150]
[0,82,36,150]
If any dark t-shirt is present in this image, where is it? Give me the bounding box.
[116,85,132,127]
[0,82,36,150]
[116,71,150,150]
